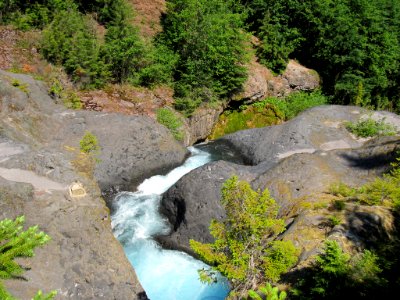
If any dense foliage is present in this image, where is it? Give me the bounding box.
[1,0,173,88]
[3,0,399,112]
[0,216,55,299]
[330,155,400,209]
[190,176,298,298]
[241,0,400,110]
[0,0,73,29]
[156,108,184,141]
[40,8,109,88]
[292,240,385,299]
[210,91,328,138]
[159,0,250,114]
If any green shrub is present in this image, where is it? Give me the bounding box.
[328,215,342,227]
[350,250,385,287]
[329,155,400,209]
[292,240,385,299]
[48,79,63,98]
[256,90,327,121]
[253,97,288,120]
[284,90,328,119]
[309,240,350,297]
[11,79,29,93]
[263,240,299,282]
[80,131,100,154]
[333,199,346,211]
[328,182,356,198]
[63,91,82,110]
[48,79,82,109]
[190,176,298,298]
[247,283,287,300]
[156,108,184,141]
[32,290,58,300]
[345,117,396,138]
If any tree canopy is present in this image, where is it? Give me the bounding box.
[241,0,400,110]
[159,0,250,114]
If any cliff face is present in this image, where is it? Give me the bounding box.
[0,70,188,298]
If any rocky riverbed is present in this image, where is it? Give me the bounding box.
[159,105,400,265]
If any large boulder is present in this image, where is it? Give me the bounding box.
[159,105,400,252]
[0,70,188,298]
[232,59,320,103]
[0,70,188,194]
[158,160,256,253]
[0,178,147,300]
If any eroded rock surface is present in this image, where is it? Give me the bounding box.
[0,70,188,299]
[0,70,188,194]
[183,106,224,146]
[0,178,147,300]
[159,105,400,257]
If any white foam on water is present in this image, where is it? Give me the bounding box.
[111,146,230,300]
[137,147,211,195]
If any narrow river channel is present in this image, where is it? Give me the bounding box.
[111,145,231,300]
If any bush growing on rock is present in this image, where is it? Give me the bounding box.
[329,154,400,209]
[256,90,328,121]
[156,108,184,141]
[345,116,397,138]
[292,240,384,299]
[190,176,298,299]
[80,131,100,155]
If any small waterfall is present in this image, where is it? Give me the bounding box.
[111,146,230,300]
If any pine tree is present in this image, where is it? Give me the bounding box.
[190,176,298,298]
[0,216,54,299]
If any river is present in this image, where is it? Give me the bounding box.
[111,144,233,300]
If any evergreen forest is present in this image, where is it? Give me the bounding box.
[0,0,399,113]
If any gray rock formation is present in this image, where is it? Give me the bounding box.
[183,106,224,146]
[159,105,400,254]
[0,70,188,299]
[0,70,188,194]
[232,59,320,103]
[0,178,147,300]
